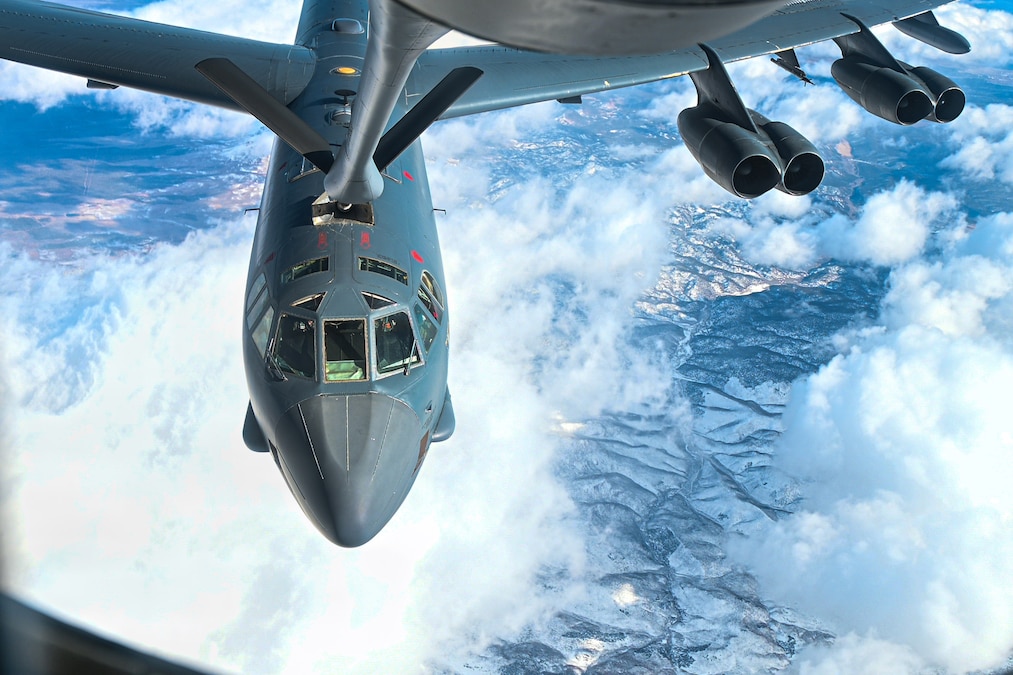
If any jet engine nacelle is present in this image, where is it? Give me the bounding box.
[752,113,825,196]
[393,0,789,55]
[678,106,824,198]
[831,57,964,125]
[906,64,965,123]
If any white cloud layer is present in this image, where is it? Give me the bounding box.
[706,180,959,271]
[941,103,1013,184]
[729,211,1013,674]
[1,96,672,673]
[2,0,1012,672]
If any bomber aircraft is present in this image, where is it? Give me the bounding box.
[0,0,969,547]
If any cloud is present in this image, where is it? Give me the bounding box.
[816,180,958,266]
[3,1,1012,673]
[1,88,674,673]
[729,210,1013,674]
[697,180,959,274]
[0,62,86,110]
[129,0,299,42]
[940,104,1013,184]
[795,633,927,675]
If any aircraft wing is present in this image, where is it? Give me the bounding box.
[0,0,315,109]
[1,593,223,675]
[411,0,950,119]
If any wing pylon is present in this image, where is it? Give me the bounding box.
[678,44,823,199]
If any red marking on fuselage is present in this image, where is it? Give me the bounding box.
[360,231,371,249]
[414,431,430,473]
[264,252,276,265]
[403,170,414,182]
[411,250,424,264]
[318,232,328,250]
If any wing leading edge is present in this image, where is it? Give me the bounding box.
[0,0,315,109]
[1,0,956,119]
[411,0,951,119]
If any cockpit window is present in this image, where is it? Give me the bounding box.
[325,319,367,381]
[246,272,270,331]
[417,271,444,323]
[359,257,408,285]
[421,271,444,308]
[374,311,420,376]
[252,306,275,358]
[247,273,267,312]
[247,272,273,357]
[272,314,316,379]
[362,292,395,310]
[416,286,441,323]
[282,256,329,284]
[413,304,438,353]
[293,293,325,311]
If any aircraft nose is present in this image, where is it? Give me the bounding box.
[274,394,425,547]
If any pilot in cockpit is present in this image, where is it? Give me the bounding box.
[375,313,416,374]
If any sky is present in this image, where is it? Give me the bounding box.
[2,1,1013,673]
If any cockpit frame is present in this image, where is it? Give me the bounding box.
[265,297,427,384]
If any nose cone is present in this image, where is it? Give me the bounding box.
[274,394,426,547]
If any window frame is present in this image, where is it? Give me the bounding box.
[323,317,370,383]
[270,311,318,380]
[371,309,423,378]
[281,256,330,285]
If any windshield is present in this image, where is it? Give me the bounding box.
[273,313,316,378]
[374,311,420,376]
[325,319,367,381]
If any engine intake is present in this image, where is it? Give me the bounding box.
[679,44,824,200]
[678,108,779,198]
[678,106,824,199]
[831,58,934,125]
[907,65,965,122]
[832,15,965,125]
[751,113,825,196]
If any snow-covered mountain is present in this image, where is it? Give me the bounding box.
[2,2,1012,673]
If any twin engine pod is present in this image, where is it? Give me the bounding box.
[680,43,824,200]
[831,13,965,126]
[678,106,824,199]
[831,57,965,125]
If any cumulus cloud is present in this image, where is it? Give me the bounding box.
[699,180,959,273]
[729,210,1013,674]
[940,104,1013,184]
[130,0,299,42]
[0,63,84,110]
[721,217,820,270]
[816,181,958,266]
[795,633,927,675]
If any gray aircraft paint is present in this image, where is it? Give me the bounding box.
[237,1,455,547]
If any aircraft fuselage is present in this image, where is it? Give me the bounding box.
[239,1,454,547]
